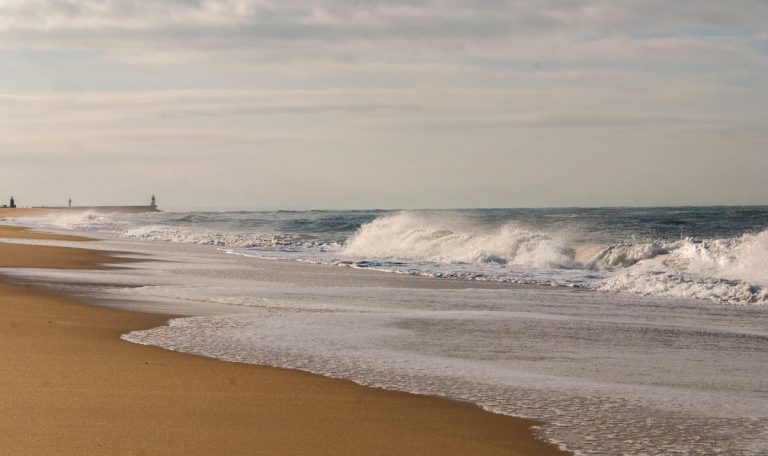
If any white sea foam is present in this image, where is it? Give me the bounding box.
[598,231,768,304]
[671,230,768,284]
[598,272,767,304]
[118,225,326,250]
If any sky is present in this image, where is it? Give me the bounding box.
[1,0,766,210]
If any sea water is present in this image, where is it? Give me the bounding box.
[2,206,767,454]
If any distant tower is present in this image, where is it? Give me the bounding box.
[150,194,156,208]
[68,198,72,208]
[9,196,15,208]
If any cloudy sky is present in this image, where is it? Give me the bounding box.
[1,0,766,209]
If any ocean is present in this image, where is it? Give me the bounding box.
[3,206,768,454]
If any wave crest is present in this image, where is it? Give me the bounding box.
[342,212,575,268]
[342,213,768,304]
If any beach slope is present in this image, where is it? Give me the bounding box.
[0,226,565,455]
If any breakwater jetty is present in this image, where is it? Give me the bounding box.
[32,205,160,213]
[2,195,160,214]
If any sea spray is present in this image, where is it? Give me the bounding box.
[342,212,575,267]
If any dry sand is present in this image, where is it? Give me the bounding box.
[0,225,567,455]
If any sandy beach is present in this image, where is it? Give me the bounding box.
[0,224,564,455]
[4,1,766,451]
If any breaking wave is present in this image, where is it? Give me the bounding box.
[341,213,768,304]
[342,212,574,268]
[23,209,768,305]
[341,212,672,270]
[598,230,768,304]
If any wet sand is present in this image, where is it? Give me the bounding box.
[0,225,566,455]
[0,208,67,219]
[0,224,93,241]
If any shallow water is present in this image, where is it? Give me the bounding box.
[3,235,767,455]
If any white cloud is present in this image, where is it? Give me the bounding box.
[0,1,765,208]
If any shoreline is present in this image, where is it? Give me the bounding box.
[0,224,567,455]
